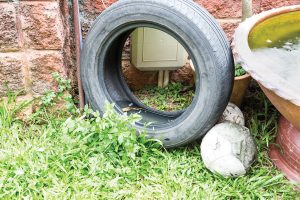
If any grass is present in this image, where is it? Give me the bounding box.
[0,75,299,199]
[134,82,194,111]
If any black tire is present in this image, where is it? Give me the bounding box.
[81,0,234,148]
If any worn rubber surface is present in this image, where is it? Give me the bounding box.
[81,0,234,148]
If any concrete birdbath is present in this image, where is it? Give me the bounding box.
[233,5,300,182]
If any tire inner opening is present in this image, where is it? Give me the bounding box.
[102,26,198,127]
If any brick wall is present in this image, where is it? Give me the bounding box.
[80,0,300,40]
[1,0,299,100]
[0,0,73,101]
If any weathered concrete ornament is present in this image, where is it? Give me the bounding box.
[218,102,245,126]
[201,122,257,177]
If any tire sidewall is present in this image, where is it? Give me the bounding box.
[81,1,233,147]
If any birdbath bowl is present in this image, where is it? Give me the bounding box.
[233,5,300,183]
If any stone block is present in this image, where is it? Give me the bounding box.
[201,122,257,178]
[0,53,26,96]
[28,51,66,94]
[0,4,20,52]
[20,2,64,50]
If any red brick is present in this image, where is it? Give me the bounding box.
[80,0,118,38]
[260,0,300,12]
[28,51,66,94]
[252,0,263,14]
[20,2,64,50]
[194,0,242,19]
[122,60,157,90]
[81,0,117,15]
[219,20,241,41]
[0,4,20,52]
[0,53,26,96]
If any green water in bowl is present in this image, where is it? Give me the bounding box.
[249,11,300,88]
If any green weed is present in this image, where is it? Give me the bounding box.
[0,74,298,199]
[30,72,77,124]
[134,82,194,111]
[0,89,32,129]
[235,63,247,77]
